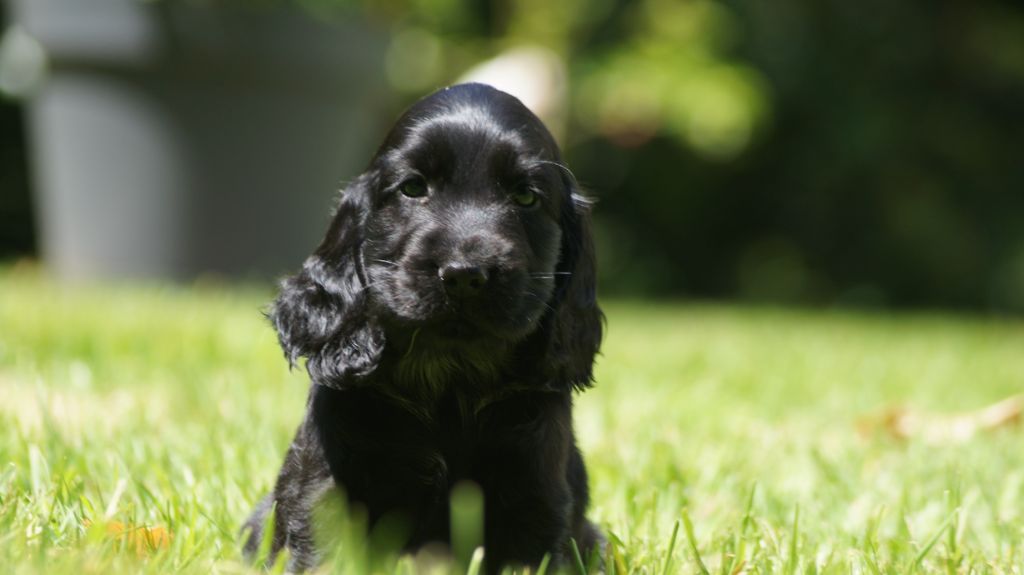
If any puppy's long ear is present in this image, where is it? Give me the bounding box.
[546,180,604,391]
[270,174,385,388]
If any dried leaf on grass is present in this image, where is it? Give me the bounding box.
[84,519,172,554]
[858,395,1022,444]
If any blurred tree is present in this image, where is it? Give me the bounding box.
[569,0,1024,312]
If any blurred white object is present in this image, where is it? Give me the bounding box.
[0,26,47,97]
[459,46,567,142]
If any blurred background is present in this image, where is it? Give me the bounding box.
[2,0,1023,313]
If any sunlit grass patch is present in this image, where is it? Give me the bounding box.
[1,269,1022,573]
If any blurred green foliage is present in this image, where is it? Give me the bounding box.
[3,0,1024,312]
[362,0,1024,312]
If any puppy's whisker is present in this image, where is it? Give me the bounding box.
[370,258,400,267]
[402,327,422,361]
[525,290,556,313]
[536,159,579,185]
[355,280,385,294]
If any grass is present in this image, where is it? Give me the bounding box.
[1,266,1023,573]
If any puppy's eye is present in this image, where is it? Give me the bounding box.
[400,178,428,198]
[510,187,538,208]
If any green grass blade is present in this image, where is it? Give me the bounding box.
[569,537,588,575]
[681,510,710,575]
[466,546,485,575]
[785,505,800,575]
[661,518,681,575]
[911,509,958,572]
[536,552,552,575]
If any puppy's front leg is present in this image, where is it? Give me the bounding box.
[244,417,334,572]
[474,392,578,573]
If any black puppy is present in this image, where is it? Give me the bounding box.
[243,83,603,573]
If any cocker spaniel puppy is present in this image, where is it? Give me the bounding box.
[243,83,603,573]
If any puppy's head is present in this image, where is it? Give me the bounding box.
[365,86,566,346]
[272,83,601,391]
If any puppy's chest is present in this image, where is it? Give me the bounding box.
[319,386,539,485]
[419,394,489,476]
[402,390,512,461]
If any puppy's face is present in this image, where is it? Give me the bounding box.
[271,84,601,391]
[361,96,566,349]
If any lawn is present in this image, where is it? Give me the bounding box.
[1,267,1022,573]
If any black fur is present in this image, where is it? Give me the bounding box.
[242,83,603,573]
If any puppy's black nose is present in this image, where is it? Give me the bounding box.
[439,264,488,299]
